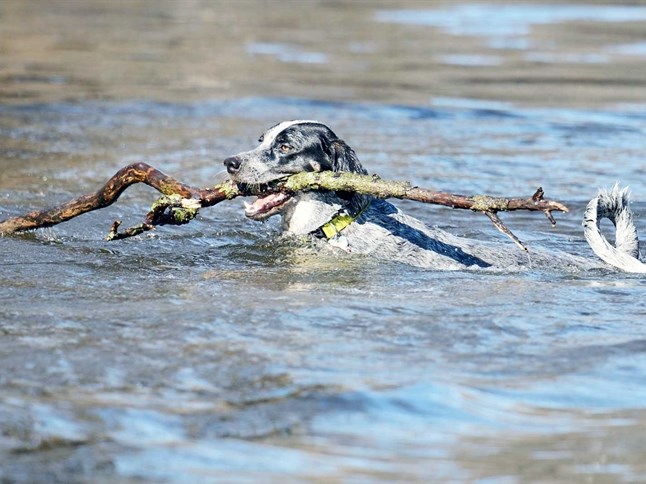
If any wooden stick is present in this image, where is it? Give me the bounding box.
[484,211,527,252]
[0,166,569,248]
[272,172,568,251]
[0,163,238,236]
[274,172,568,215]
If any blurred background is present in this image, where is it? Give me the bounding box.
[2,0,646,107]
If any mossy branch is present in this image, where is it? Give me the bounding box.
[273,172,567,250]
[276,172,567,214]
[0,165,569,249]
[0,163,238,239]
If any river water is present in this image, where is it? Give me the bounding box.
[1,1,646,482]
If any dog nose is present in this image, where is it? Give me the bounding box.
[224,156,241,174]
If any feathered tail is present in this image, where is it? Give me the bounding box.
[583,184,646,273]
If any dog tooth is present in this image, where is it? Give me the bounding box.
[243,201,252,210]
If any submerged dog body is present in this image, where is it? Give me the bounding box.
[224,120,645,273]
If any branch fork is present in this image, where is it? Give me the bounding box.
[106,195,202,240]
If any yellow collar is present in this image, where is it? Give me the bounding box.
[319,202,370,239]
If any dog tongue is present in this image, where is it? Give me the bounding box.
[245,192,290,219]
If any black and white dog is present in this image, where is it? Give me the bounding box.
[224,120,645,272]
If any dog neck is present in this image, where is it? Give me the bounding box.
[280,192,370,236]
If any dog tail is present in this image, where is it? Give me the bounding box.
[583,184,646,273]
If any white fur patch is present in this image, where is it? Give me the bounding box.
[258,120,321,150]
[281,193,342,235]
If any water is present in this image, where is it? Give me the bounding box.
[1,1,646,482]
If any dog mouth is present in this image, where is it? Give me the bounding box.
[243,192,292,221]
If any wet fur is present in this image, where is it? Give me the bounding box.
[225,120,643,272]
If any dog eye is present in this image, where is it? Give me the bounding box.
[279,144,292,153]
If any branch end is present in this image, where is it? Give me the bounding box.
[484,211,528,252]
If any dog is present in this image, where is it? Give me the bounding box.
[224,120,645,273]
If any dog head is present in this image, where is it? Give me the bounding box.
[224,120,367,225]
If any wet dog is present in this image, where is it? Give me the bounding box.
[224,120,645,272]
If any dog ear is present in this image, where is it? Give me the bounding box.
[307,159,322,172]
[324,139,368,174]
